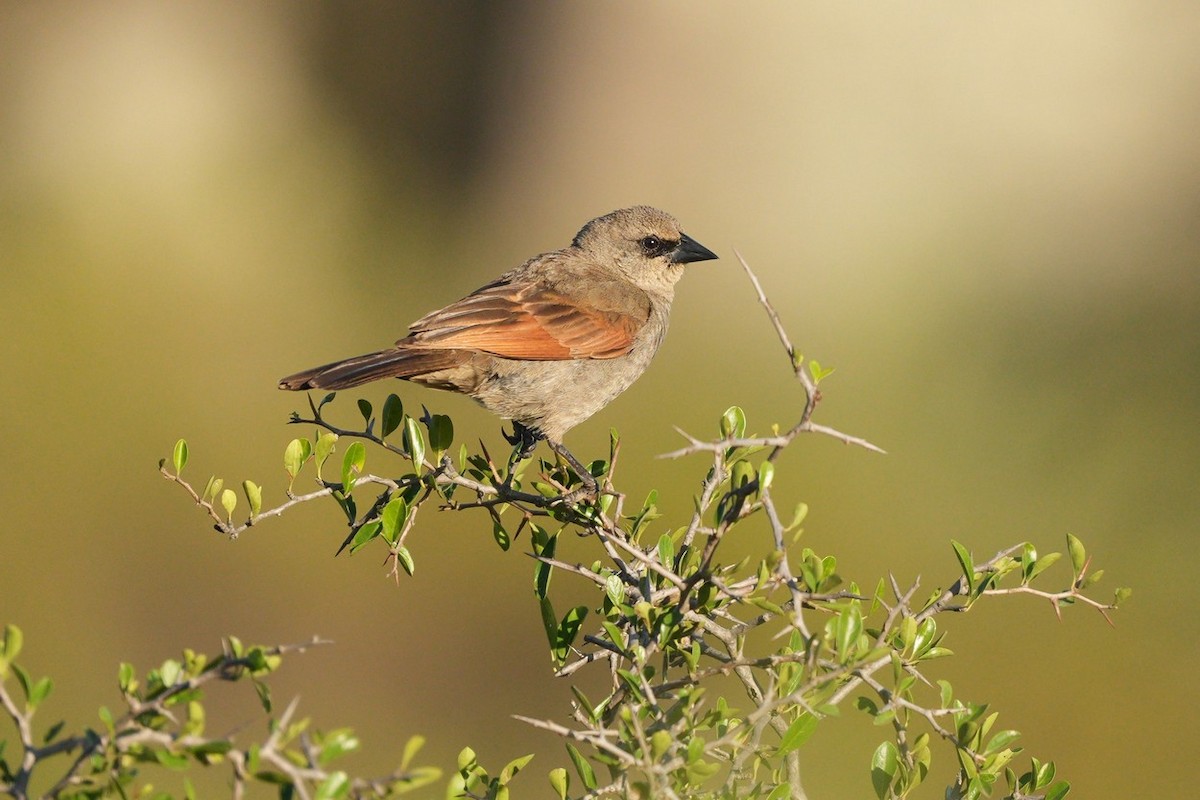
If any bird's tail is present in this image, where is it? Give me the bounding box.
[278,347,463,391]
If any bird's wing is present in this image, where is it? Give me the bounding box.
[403,279,649,360]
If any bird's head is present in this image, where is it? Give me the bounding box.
[572,206,718,293]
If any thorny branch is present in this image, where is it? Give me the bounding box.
[158,254,1123,800]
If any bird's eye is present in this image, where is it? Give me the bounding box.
[639,235,668,256]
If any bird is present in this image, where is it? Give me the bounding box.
[279,205,717,498]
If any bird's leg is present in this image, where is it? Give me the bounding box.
[503,420,543,461]
[546,439,599,502]
[501,421,543,490]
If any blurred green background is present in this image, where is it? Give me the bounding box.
[2,2,1196,797]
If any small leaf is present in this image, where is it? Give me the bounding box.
[315,432,338,478]
[172,439,188,475]
[720,405,746,439]
[656,533,675,568]
[252,678,271,712]
[539,598,559,655]
[1,624,23,666]
[1066,533,1086,578]
[242,480,262,518]
[1044,781,1071,800]
[315,770,349,800]
[400,735,425,771]
[403,416,426,466]
[554,606,588,663]
[283,438,312,483]
[457,746,477,772]
[153,748,190,771]
[777,713,818,755]
[835,603,863,662]
[757,460,775,493]
[427,414,454,461]
[357,399,373,427]
[499,753,534,784]
[380,497,409,545]
[395,547,415,576]
[201,475,221,503]
[951,540,975,595]
[565,742,597,790]
[220,489,237,520]
[28,676,53,708]
[348,522,381,554]
[871,741,899,800]
[341,441,366,493]
[1027,551,1062,582]
[118,662,135,692]
[605,574,625,607]
[985,730,1021,754]
[1113,586,1133,606]
[808,359,836,383]
[548,767,569,800]
[381,394,404,438]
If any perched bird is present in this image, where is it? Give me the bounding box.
[279,206,717,495]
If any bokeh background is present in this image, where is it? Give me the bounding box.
[2,2,1197,797]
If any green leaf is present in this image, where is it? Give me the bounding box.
[118,662,135,692]
[395,547,415,577]
[539,598,559,655]
[871,741,899,800]
[720,405,746,439]
[381,394,404,438]
[283,438,312,483]
[730,459,755,490]
[201,475,221,503]
[1044,781,1071,800]
[315,432,338,478]
[777,713,818,755]
[1,624,22,668]
[252,678,271,712]
[951,539,975,594]
[27,675,52,708]
[808,359,836,383]
[380,497,409,545]
[565,742,597,790]
[427,414,454,461]
[984,730,1021,754]
[348,522,381,554]
[499,753,534,784]
[153,748,190,770]
[656,533,675,568]
[554,606,588,664]
[400,735,425,771]
[1066,533,1086,578]
[548,767,569,800]
[605,574,625,607]
[160,658,182,687]
[341,441,366,493]
[1027,551,1062,582]
[403,416,426,466]
[835,603,863,662]
[456,746,477,772]
[1113,586,1133,606]
[757,460,775,493]
[357,398,373,427]
[242,480,262,518]
[315,770,350,800]
[219,489,237,521]
[534,530,557,598]
[172,439,188,475]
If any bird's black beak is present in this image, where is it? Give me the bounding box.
[671,233,719,264]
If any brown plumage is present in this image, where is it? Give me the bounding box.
[280,206,717,489]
